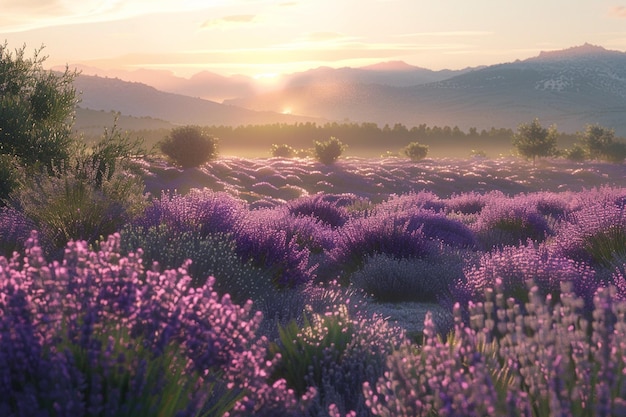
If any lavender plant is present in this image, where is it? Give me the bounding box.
[119,223,275,304]
[473,197,553,249]
[365,282,626,416]
[328,215,436,282]
[0,232,314,417]
[553,200,626,272]
[351,251,465,303]
[451,241,598,312]
[270,304,404,417]
[287,194,350,228]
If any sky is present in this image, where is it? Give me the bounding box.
[1,0,626,79]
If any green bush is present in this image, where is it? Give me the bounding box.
[0,154,22,204]
[10,166,145,253]
[313,136,346,165]
[270,143,295,158]
[159,125,218,168]
[0,43,77,170]
[403,141,429,161]
[565,144,587,162]
[119,224,274,303]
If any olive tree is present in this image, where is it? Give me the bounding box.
[0,43,78,170]
[512,118,558,165]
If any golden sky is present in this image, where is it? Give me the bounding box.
[2,0,626,78]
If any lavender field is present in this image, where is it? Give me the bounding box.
[3,155,626,416]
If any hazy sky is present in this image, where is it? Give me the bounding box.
[2,0,626,78]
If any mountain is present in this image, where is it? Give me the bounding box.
[225,44,626,135]
[61,65,255,102]
[278,62,472,88]
[72,74,322,128]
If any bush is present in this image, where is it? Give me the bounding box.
[402,141,429,161]
[270,143,295,158]
[159,125,218,168]
[119,223,275,303]
[0,154,22,204]
[351,252,464,303]
[270,304,403,415]
[565,144,587,161]
[313,136,346,165]
[9,165,145,254]
[0,43,77,171]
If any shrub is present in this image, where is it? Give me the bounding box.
[0,207,40,258]
[159,125,218,168]
[451,241,598,309]
[287,194,349,228]
[270,304,403,415]
[0,43,77,171]
[134,189,245,237]
[565,144,587,162]
[474,198,553,248]
[365,283,626,416]
[313,136,346,165]
[9,165,145,254]
[0,154,22,204]
[553,201,626,271]
[270,143,295,158]
[402,141,429,161]
[0,233,315,417]
[328,216,436,282]
[119,223,274,304]
[351,252,465,303]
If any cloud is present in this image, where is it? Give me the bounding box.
[610,6,626,18]
[201,14,257,29]
[0,0,232,33]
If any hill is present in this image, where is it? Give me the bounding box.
[72,74,323,129]
[225,44,626,135]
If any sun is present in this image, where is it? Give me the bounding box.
[281,107,292,114]
[252,72,284,92]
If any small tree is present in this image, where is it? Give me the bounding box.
[313,136,346,165]
[0,43,78,170]
[159,125,218,168]
[403,141,429,161]
[512,118,558,165]
[579,124,614,160]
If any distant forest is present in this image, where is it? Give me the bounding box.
[123,122,578,159]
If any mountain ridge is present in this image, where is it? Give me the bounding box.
[71,43,626,136]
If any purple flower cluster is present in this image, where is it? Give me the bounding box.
[473,196,553,248]
[0,232,312,416]
[365,283,626,416]
[552,199,626,269]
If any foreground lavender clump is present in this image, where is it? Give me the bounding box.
[365,281,626,417]
[0,232,312,417]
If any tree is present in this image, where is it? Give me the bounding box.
[159,125,218,168]
[578,124,624,161]
[512,118,558,164]
[0,43,78,170]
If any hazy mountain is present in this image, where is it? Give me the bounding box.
[62,65,255,102]
[226,44,626,135]
[278,61,473,88]
[72,74,322,128]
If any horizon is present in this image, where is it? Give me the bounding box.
[2,1,626,79]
